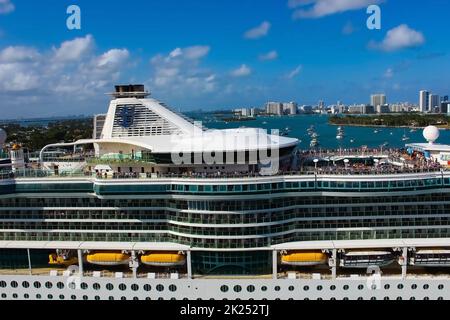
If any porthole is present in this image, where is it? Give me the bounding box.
[220,285,229,293]
[384,297,390,300]
[93,283,101,290]
[159,297,165,300]
[10,281,18,288]
[131,284,139,291]
[358,285,364,290]
[121,296,127,300]
[82,295,88,300]
[396,297,403,300]
[261,286,267,292]
[247,285,255,293]
[343,285,349,291]
[330,297,336,301]
[343,297,349,301]
[424,297,429,300]
[57,282,64,289]
[303,286,309,291]
[330,285,336,291]
[169,285,177,292]
[133,297,139,300]
[1,294,6,299]
[81,282,88,290]
[288,286,295,292]
[145,297,151,300]
[95,296,100,300]
[34,281,41,289]
[36,294,41,299]
[109,296,115,301]
[59,295,65,300]
[156,284,164,292]
[411,284,417,290]
[438,285,444,290]
[274,286,281,292]
[12,293,18,299]
[22,281,30,288]
[71,295,77,300]
[47,294,53,300]
[438,297,444,300]
[397,284,404,290]
[106,283,114,291]
[423,284,429,290]
[24,294,29,299]
[370,297,377,300]
[119,284,127,291]
[410,297,416,300]
[233,285,242,293]
[384,284,390,290]
[357,297,363,301]
[0,281,6,288]
[144,284,151,292]
[317,285,323,291]
[45,282,53,289]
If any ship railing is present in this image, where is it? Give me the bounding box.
[1,167,447,181]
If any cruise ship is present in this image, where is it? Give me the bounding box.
[1,85,450,300]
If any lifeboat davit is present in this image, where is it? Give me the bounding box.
[281,251,328,266]
[86,252,130,266]
[140,252,186,267]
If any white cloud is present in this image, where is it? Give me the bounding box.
[290,0,382,19]
[0,35,130,96]
[287,65,302,79]
[96,49,129,68]
[370,24,425,52]
[244,21,271,39]
[149,45,216,95]
[231,64,251,77]
[53,35,94,62]
[0,0,14,15]
[0,46,40,63]
[259,50,278,61]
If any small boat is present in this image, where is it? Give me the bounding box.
[281,251,328,266]
[310,139,319,148]
[311,132,319,139]
[410,128,417,133]
[373,129,380,134]
[140,252,186,267]
[340,250,395,269]
[336,133,344,140]
[86,251,130,266]
[350,139,355,143]
[402,134,410,141]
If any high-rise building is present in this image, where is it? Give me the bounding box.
[441,102,450,115]
[429,94,440,113]
[371,94,386,109]
[420,90,430,113]
[283,102,298,115]
[265,102,283,115]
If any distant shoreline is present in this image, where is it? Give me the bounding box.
[329,123,450,130]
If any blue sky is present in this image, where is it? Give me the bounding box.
[0,0,449,118]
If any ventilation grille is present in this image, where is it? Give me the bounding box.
[111,104,183,137]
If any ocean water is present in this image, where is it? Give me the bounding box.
[199,114,450,150]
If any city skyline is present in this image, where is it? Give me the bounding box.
[0,0,449,118]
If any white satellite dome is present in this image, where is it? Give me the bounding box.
[0,128,7,145]
[423,125,440,144]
